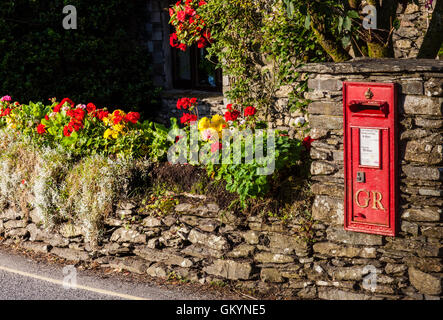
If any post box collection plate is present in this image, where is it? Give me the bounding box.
[343,82,398,236]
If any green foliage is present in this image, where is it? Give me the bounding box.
[206,131,303,208]
[198,0,326,112]
[0,0,159,115]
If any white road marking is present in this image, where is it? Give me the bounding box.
[0,264,148,300]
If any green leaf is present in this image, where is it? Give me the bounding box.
[347,10,360,19]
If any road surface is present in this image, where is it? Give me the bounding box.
[0,247,240,300]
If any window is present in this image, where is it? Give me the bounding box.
[171,45,222,92]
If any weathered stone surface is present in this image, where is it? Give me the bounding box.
[402,95,442,116]
[146,263,167,278]
[403,257,442,273]
[402,165,442,181]
[385,263,408,275]
[203,260,252,280]
[179,215,200,227]
[424,78,443,97]
[327,266,365,281]
[311,183,344,198]
[408,267,442,295]
[311,161,337,175]
[268,233,309,256]
[59,223,84,238]
[254,252,294,264]
[404,140,443,165]
[143,217,162,227]
[318,288,375,300]
[134,247,193,268]
[308,78,342,91]
[260,268,284,283]
[401,207,441,222]
[100,242,131,256]
[385,238,441,257]
[312,196,344,226]
[105,218,123,227]
[227,244,255,258]
[4,219,26,230]
[308,115,343,130]
[175,203,219,217]
[400,81,423,95]
[326,227,383,246]
[242,230,260,245]
[110,227,147,244]
[50,247,89,262]
[308,102,342,116]
[109,257,148,274]
[313,242,376,258]
[22,241,50,254]
[421,226,443,238]
[5,228,29,239]
[188,229,229,251]
[0,208,22,221]
[401,221,419,236]
[29,209,44,225]
[414,117,443,129]
[198,219,219,233]
[181,244,223,259]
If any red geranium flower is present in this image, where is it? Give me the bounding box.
[180,113,197,125]
[211,142,222,153]
[170,33,179,48]
[124,112,140,124]
[302,136,314,151]
[86,103,96,114]
[54,98,74,113]
[36,124,46,135]
[63,125,74,137]
[244,106,257,117]
[177,10,186,22]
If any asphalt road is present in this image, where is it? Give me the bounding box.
[0,248,238,300]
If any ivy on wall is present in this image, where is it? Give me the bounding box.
[0,0,160,116]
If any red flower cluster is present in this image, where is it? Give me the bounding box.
[244,106,257,117]
[302,136,314,151]
[92,109,110,120]
[124,112,141,124]
[177,97,197,110]
[180,113,197,125]
[224,104,240,122]
[0,108,11,117]
[54,98,74,113]
[36,123,46,135]
[169,0,212,51]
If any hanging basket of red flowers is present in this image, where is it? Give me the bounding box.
[169,0,213,51]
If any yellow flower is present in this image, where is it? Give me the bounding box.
[198,117,210,131]
[113,124,125,133]
[211,114,226,136]
[103,116,111,126]
[104,128,113,139]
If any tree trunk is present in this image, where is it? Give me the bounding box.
[309,7,352,62]
[365,0,397,58]
[417,0,443,59]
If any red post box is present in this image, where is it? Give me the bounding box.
[343,82,398,236]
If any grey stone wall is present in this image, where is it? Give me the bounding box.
[300,58,443,300]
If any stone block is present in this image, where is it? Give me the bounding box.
[408,267,442,295]
[203,260,252,280]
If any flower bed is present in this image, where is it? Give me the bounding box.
[0,94,311,238]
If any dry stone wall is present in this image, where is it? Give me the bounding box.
[0,59,442,300]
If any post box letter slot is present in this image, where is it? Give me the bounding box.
[349,100,389,117]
